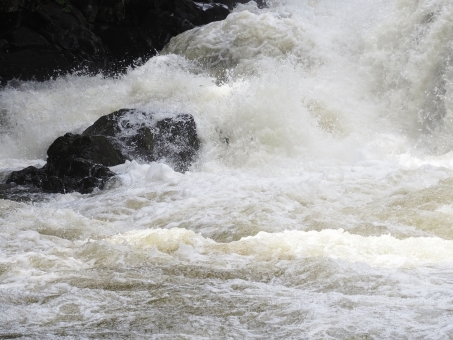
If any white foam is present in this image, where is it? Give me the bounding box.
[109,228,453,268]
[1,0,453,337]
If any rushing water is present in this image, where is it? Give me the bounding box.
[1,0,453,338]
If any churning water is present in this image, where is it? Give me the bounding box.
[1,0,453,338]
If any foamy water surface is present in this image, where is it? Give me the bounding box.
[1,0,453,338]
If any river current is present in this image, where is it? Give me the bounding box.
[1,0,453,338]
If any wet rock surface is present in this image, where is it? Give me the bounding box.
[5,109,200,194]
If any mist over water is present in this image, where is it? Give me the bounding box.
[1,0,453,338]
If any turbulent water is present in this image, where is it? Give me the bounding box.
[1,0,453,338]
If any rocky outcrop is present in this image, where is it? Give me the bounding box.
[0,0,242,84]
[0,1,106,83]
[6,109,200,194]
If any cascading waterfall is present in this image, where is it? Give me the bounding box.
[1,0,453,338]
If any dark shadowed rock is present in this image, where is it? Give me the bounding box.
[6,109,200,194]
[6,166,47,188]
[6,134,119,194]
[0,2,106,82]
[199,4,231,23]
[82,109,200,172]
[0,0,266,83]
[47,133,125,169]
[152,114,200,172]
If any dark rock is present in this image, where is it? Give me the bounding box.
[6,109,200,194]
[6,134,118,194]
[46,133,125,170]
[0,0,264,83]
[6,166,47,187]
[72,0,99,22]
[93,25,156,75]
[6,27,50,48]
[1,49,79,83]
[83,109,200,172]
[152,114,200,172]
[200,4,231,23]
[0,0,43,13]
[0,2,106,81]
[0,39,9,51]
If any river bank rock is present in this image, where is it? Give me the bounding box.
[0,0,261,84]
[6,109,200,194]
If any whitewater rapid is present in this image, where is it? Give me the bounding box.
[1,0,453,338]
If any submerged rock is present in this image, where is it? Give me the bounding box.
[6,109,200,194]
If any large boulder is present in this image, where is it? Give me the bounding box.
[6,109,200,194]
[82,109,200,172]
